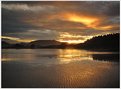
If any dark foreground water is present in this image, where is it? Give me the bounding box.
[2,49,119,88]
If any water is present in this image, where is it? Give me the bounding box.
[2,49,119,88]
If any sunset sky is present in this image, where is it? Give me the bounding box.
[2,1,120,44]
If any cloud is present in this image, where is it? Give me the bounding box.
[2,3,58,13]
[4,29,60,40]
[2,1,120,43]
[103,2,120,16]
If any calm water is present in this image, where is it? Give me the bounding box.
[2,49,119,88]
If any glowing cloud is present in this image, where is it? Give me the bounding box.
[95,25,113,30]
[57,32,93,44]
[2,36,20,40]
[1,36,34,43]
[64,13,98,28]
[62,13,117,31]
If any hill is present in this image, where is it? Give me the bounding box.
[2,33,120,51]
[76,33,119,51]
[28,40,69,48]
[2,40,28,49]
[2,38,20,44]
[2,41,12,48]
[29,40,60,48]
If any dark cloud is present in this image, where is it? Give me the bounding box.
[2,8,25,33]
[103,2,120,16]
[2,8,42,34]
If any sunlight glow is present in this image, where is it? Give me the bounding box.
[96,25,113,30]
[65,13,98,27]
[58,39,84,44]
[2,36,20,40]
[58,49,93,64]
[57,32,93,44]
[64,13,114,30]
[1,36,34,43]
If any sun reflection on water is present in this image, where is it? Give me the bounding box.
[2,49,118,65]
[56,49,94,64]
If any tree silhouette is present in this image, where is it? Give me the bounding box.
[76,33,119,51]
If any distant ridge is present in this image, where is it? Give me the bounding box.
[2,40,68,49]
[28,40,65,48]
[29,40,62,48]
[2,33,120,52]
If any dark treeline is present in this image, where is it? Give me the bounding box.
[76,33,119,52]
[2,33,120,52]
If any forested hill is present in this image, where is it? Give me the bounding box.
[76,33,119,52]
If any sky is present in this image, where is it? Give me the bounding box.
[2,1,120,44]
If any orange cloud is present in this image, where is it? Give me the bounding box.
[62,13,116,31]
[64,13,98,27]
[23,11,116,32]
[95,25,113,30]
